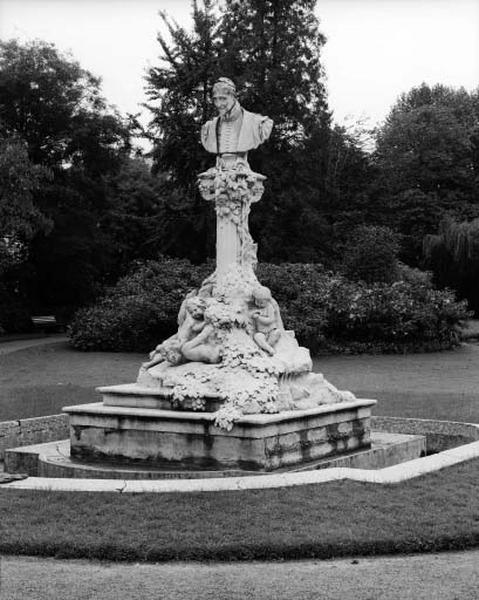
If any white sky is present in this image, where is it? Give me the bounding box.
[1,0,478,137]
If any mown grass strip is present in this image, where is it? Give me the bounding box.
[3,344,479,423]
[1,459,479,562]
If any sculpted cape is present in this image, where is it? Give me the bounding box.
[201,109,273,154]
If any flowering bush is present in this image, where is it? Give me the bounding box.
[69,258,470,354]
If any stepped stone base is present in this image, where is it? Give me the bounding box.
[98,383,224,412]
[3,431,426,480]
[62,399,376,472]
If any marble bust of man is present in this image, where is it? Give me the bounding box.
[201,77,273,165]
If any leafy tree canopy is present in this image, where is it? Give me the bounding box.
[102,157,189,268]
[373,83,479,263]
[220,0,329,142]
[375,83,479,197]
[0,39,134,316]
[0,39,130,172]
[0,135,50,273]
[144,0,372,263]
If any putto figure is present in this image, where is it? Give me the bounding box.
[250,285,281,356]
[201,77,273,167]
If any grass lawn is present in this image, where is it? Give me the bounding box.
[1,339,479,562]
[1,340,479,423]
[318,344,479,423]
[0,342,144,421]
[1,459,478,562]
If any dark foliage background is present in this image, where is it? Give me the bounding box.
[1,0,478,340]
[68,257,469,354]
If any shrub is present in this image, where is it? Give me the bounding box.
[68,258,211,352]
[260,263,470,354]
[396,262,433,286]
[341,225,401,284]
[323,276,470,353]
[256,263,333,354]
[69,258,470,354]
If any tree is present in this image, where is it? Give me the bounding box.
[218,0,334,263]
[145,0,221,183]
[0,135,50,274]
[102,157,172,268]
[0,39,130,170]
[145,0,368,263]
[0,39,132,317]
[424,217,479,314]
[373,83,479,263]
[318,123,375,266]
[0,135,51,333]
[219,0,328,145]
[143,0,222,261]
[341,225,400,284]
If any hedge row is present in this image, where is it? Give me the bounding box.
[68,258,471,354]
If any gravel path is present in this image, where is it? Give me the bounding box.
[1,551,478,599]
[0,335,68,356]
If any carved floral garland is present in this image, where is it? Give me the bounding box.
[163,165,283,430]
[170,299,280,431]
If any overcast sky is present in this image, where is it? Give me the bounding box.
[1,0,478,135]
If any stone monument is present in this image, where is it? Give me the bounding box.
[64,77,376,472]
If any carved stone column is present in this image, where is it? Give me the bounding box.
[198,163,266,280]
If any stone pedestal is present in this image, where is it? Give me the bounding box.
[4,430,427,480]
[59,101,377,476]
[63,398,376,472]
[198,165,265,277]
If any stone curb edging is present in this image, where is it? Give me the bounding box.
[3,414,477,462]
[0,414,68,460]
[3,439,479,494]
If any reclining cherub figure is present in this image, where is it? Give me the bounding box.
[142,296,207,369]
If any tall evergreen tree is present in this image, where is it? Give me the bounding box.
[144,0,221,261]
[145,0,221,183]
[144,0,360,263]
[218,0,333,262]
[219,0,328,142]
